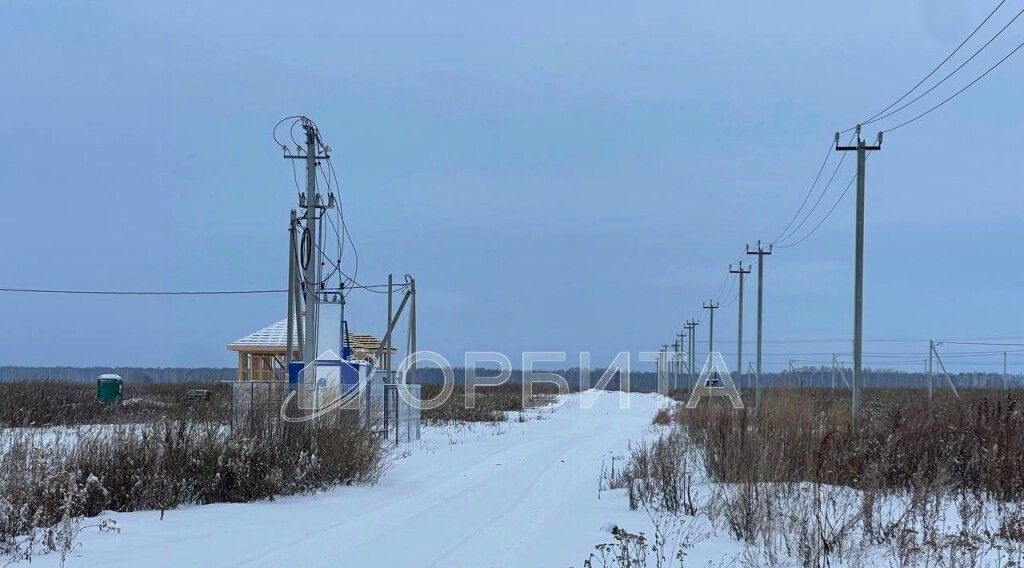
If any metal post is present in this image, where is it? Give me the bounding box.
[746,241,771,412]
[729,262,750,391]
[836,126,881,428]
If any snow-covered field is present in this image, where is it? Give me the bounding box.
[32,390,731,568]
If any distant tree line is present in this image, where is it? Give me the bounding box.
[410,366,1023,392]
[1,365,1018,390]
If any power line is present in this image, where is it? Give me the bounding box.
[770,139,835,244]
[856,0,1009,127]
[773,133,854,246]
[0,287,286,296]
[883,37,1024,133]
[774,171,858,249]
[0,282,401,296]
[864,5,1024,129]
[941,341,1024,347]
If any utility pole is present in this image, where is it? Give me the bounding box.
[676,331,686,390]
[927,340,934,399]
[746,240,772,411]
[301,120,321,364]
[929,340,961,399]
[703,300,720,378]
[282,118,332,365]
[729,262,751,391]
[286,209,298,371]
[1004,351,1009,391]
[386,274,394,379]
[671,339,680,391]
[685,320,698,388]
[660,344,668,390]
[836,125,882,428]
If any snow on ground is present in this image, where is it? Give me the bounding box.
[33,390,710,568]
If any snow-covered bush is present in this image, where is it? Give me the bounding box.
[0,410,387,562]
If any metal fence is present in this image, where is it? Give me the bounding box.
[229,379,421,444]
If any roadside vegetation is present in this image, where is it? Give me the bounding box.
[0,378,570,563]
[0,380,387,564]
[589,388,1024,567]
[0,380,230,427]
[419,382,562,424]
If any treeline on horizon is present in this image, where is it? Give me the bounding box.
[0,365,1018,391]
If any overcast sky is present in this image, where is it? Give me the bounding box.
[1,1,1022,372]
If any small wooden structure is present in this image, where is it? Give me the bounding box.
[227,318,390,381]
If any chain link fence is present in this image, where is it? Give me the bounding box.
[230,380,420,443]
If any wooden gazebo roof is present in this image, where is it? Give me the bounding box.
[227,318,390,356]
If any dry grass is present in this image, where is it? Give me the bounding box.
[0,381,387,563]
[419,383,560,424]
[608,388,1024,566]
[0,380,229,427]
[675,388,1024,499]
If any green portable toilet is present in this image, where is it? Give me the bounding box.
[97,374,123,404]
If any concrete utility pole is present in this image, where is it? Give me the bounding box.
[746,240,772,411]
[929,340,961,399]
[301,120,321,364]
[703,301,720,354]
[386,274,394,378]
[928,340,934,399]
[675,331,684,388]
[685,320,698,388]
[1004,351,1009,391]
[729,262,751,390]
[836,125,882,428]
[409,277,417,381]
[282,119,332,366]
[286,209,299,370]
[671,340,680,390]
[660,344,669,389]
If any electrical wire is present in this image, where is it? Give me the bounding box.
[855,0,1009,128]
[882,37,1024,133]
[0,282,402,296]
[0,287,286,296]
[941,341,1024,347]
[774,170,858,249]
[272,116,304,149]
[773,133,854,246]
[863,5,1024,129]
[770,139,835,244]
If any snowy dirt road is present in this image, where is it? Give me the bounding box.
[42,391,669,568]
